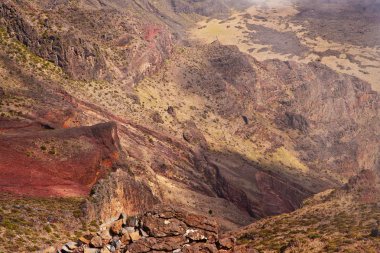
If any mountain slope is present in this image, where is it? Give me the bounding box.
[229,170,380,252]
[0,0,379,252]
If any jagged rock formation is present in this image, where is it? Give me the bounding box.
[85,169,159,223]
[0,0,174,82]
[153,41,379,184]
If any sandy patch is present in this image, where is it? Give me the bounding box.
[190,0,380,92]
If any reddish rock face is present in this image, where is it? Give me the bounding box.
[0,121,120,197]
[142,215,187,237]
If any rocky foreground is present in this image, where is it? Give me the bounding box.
[45,207,239,253]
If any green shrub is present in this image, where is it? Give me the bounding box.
[43,225,52,233]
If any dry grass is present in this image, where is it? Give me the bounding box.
[189,1,380,92]
[234,191,380,252]
[0,193,99,252]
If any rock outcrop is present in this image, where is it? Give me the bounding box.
[85,169,159,223]
[55,207,232,253]
[0,120,121,197]
[0,0,174,83]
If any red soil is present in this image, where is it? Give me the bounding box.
[144,25,162,41]
[0,121,120,197]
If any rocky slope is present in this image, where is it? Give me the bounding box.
[39,171,380,253]
[228,170,380,252]
[0,0,174,83]
[53,206,228,253]
[0,0,379,252]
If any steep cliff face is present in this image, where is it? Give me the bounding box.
[260,59,379,180]
[147,42,379,184]
[0,2,108,80]
[0,121,121,197]
[0,0,174,83]
[85,169,159,223]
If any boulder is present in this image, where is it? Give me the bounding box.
[242,116,249,124]
[121,231,131,244]
[90,236,104,248]
[183,213,218,234]
[65,242,78,250]
[126,216,139,227]
[110,236,121,250]
[142,215,187,237]
[105,244,116,252]
[185,229,207,241]
[127,238,152,253]
[125,227,136,233]
[129,231,141,242]
[182,121,208,148]
[110,219,123,235]
[151,236,187,251]
[218,237,236,249]
[98,230,112,243]
[182,243,218,253]
[79,236,91,245]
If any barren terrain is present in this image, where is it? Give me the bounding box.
[191,0,380,92]
[0,0,379,252]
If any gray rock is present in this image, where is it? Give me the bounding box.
[105,244,116,252]
[127,216,139,227]
[65,242,78,250]
[61,245,73,253]
[110,237,121,250]
[139,228,149,237]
